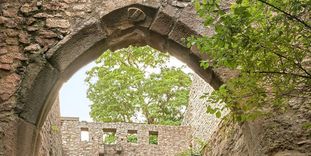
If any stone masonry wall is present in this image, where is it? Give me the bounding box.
[38,97,62,156]
[61,117,191,156]
[204,97,311,156]
[182,74,227,153]
[184,73,311,156]
[203,120,248,156]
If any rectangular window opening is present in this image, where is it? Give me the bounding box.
[103,128,117,144]
[149,131,158,145]
[80,127,90,142]
[127,130,138,143]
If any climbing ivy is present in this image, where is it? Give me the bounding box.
[190,0,311,121]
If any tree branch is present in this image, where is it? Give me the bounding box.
[257,0,311,30]
[258,43,311,77]
[254,71,311,79]
[270,49,311,77]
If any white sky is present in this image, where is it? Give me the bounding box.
[59,56,193,122]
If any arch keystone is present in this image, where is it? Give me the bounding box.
[128,7,146,22]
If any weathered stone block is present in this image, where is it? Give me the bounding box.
[26,17,36,25]
[33,13,52,18]
[5,37,19,45]
[72,4,86,11]
[20,3,38,14]
[35,36,56,48]
[178,6,210,35]
[0,16,9,24]
[0,54,14,64]
[0,64,11,71]
[18,61,60,124]
[4,19,17,28]
[6,45,20,54]
[26,26,39,32]
[63,0,78,3]
[47,19,105,72]
[0,47,8,55]
[24,44,41,52]
[17,118,38,156]
[19,32,31,44]
[171,1,191,8]
[168,20,197,46]
[0,73,21,102]
[46,18,70,28]
[38,30,58,38]
[43,2,69,11]
[3,8,18,17]
[150,5,178,36]
[4,29,19,37]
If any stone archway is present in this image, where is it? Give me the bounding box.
[2,1,310,156]
[0,1,235,155]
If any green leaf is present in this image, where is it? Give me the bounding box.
[189,0,311,122]
[200,60,209,69]
[194,0,201,10]
[216,111,221,118]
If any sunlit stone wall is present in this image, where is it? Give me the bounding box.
[182,73,225,152]
[61,117,191,156]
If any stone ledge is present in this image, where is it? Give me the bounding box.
[61,117,79,121]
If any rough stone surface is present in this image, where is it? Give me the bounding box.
[203,120,248,156]
[203,102,311,156]
[61,118,191,156]
[0,74,21,102]
[182,74,228,152]
[184,74,311,156]
[38,97,63,156]
[24,44,41,52]
[46,18,71,28]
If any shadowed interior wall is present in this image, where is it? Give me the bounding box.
[38,96,63,156]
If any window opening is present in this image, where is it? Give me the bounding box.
[103,128,117,144]
[80,127,90,141]
[149,131,158,145]
[127,130,138,143]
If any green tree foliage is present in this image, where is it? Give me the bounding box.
[85,46,192,125]
[149,134,158,144]
[103,133,117,144]
[190,0,311,121]
[127,134,138,143]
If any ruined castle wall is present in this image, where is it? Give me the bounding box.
[38,97,63,156]
[61,118,191,156]
[204,97,311,156]
[182,74,227,152]
[185,75,311,155]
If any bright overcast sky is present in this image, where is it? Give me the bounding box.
[59,56,193,122]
